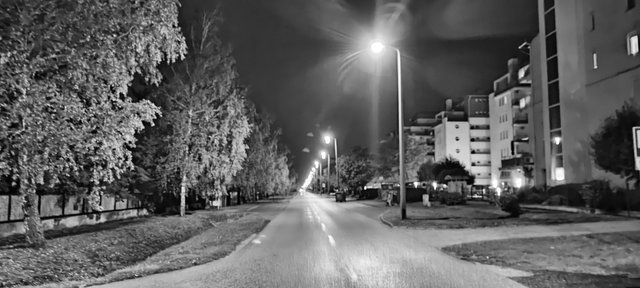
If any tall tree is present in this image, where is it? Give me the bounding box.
[337,146,376,193]
[432,157,475,185]
[417,161,436,182]
[153,12,250,216]
[591,101,640,185]
[234,108,292,201]
[0,0,186,246]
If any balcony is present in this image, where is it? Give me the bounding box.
[470,137,490,142]
[470,124,490,130]
[471,162,491,167]
[501,155,533,169]
[470,149,490,154]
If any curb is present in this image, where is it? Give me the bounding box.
[234,233,258,252]
[379,211,394,228]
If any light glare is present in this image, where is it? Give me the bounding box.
[371,41,385,54]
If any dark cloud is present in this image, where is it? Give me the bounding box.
[178,0,538,177]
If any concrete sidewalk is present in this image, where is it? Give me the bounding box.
[400,219,640,248]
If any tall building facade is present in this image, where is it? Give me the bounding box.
[464,95,491,186]
[537,0,640,186]
[489,59,535,189]
[434,98,491,187]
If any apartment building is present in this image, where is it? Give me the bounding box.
[489,59,535,189]
[434,98,491,187]
[536,0,640,186]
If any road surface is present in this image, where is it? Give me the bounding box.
[97,192,527,288]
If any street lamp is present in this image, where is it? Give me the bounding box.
[323,134,339,192]
[371,40,407,220]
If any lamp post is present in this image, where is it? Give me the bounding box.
[371,40,406,220]
[324,134,339,191]
[321,150,329,193]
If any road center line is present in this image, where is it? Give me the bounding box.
[321,223,326,232]
[328,235,336,246]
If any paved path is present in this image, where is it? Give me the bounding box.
[96,192,527,288]
[398,219,640,248]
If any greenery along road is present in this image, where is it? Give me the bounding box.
[0,2,296,247]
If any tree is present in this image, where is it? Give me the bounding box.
[432,157,475,185]
[234,108,293,202]
[153,12,250,216]
[417,161,436,182]
[337,146,376,194]
[591,101,640,185]
[0,0,186,246]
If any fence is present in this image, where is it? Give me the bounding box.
[0,193,142,224]
[0,193,146,237]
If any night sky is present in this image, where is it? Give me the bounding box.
[178,0,538,178]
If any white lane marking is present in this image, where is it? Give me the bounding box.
[321,223,326,232]
[345,266,358,281]
[328,235,336,246]
[247,205,259,212]
[252,239,261,244]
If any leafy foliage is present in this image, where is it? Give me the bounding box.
[148,12,250,215]
[0,0,186,245]
[337,146,376,193]
[233,107,294,201]
[432,157,475,185]
[590,101,640,183]
[417,160,436,182]
[498,194,522,217]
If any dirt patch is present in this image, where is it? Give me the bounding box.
[442,231,640,286]
[0,210,243,287]
[385,202,626,229]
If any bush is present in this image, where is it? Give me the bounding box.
[516,186,548,204]
[547,184,585,207]
[579,180,609,212]
[498,194,522,217]
[439,192,466,205]
[543,194,569,206]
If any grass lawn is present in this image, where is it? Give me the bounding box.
[0,210,267,288]
[384,201,626,229]
[442,231,640,288]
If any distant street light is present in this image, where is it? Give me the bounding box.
[323,134,340,192]
[371,40,407,220]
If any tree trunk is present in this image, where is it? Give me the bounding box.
[180,174,187,216]
[21,179,45,247]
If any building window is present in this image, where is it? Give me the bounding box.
[592,52,598,69]
[544,9,556,35]
[628,32,639,56]
[548,81,560,105]
[628,0,636,10]
[546,32,558,58]
[550,106,561,129]
[590,12,595,31]
[547,56,559,81]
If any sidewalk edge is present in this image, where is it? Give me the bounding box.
[379,211,394,228]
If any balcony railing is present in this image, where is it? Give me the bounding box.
[470,137,490,142]
[501,156,533,168]
[470,149,490,154]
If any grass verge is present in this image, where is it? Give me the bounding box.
[442,231,640,287]
[384,202,625,229]
[80,215,268,287]
[0,210,259,287]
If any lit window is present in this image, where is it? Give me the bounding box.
[628,32,639,56]
[592,52,598,69]
[555,167,565,181]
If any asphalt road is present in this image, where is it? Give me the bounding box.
[97,192,527,288]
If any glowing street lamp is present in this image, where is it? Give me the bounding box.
[323,134,340,191]
[370,40,407,219]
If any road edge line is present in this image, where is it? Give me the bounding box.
[379,211,394,228]
[234,233,258,252]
